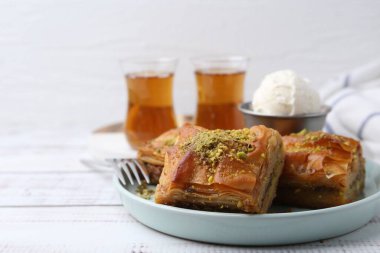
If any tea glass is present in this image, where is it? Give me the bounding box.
[192,56,249,130]
[121,57,178,149]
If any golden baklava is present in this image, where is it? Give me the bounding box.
[277,130,365,208]
[155,125,285,213]
[137,123,204,184]
[137,128,178,184]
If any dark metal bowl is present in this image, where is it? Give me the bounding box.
[239,102,331,135]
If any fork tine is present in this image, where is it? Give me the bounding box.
[126,159,141,185]
[119,161,134,185]
[110,159,126,185]
[132,159,150,184]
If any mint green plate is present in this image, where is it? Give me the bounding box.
[114,160,380,245]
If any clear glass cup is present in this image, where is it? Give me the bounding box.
[192,56,249,130]
[120,57,178,149]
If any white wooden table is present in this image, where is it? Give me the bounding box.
[1,128,380,253]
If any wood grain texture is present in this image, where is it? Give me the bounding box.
[0,148,105,173]
[0,206,380,253]
[0,172,120,207]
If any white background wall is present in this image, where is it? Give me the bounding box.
[1,0,380,139]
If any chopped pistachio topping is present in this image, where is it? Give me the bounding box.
[310,135,319,141]
[297,129,308,135]
[180,128,255,167]
[164,138,176,146]
[136,181,155,200]
[237,151,247,160]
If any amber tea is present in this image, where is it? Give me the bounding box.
[195,69,245,130]
[125,72,176,149]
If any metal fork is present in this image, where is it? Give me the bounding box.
[81,158,150,185]
[106,158,150,186]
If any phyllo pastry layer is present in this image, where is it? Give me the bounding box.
[277,131,365,208]
[155,125,285,213]
[137,128,179,184]
[137,124,205,184]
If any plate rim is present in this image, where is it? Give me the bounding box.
[114,160,380,219]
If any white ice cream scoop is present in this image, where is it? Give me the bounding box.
[252,70,321,116]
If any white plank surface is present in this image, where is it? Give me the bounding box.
[1,207,380,253]
[0,148,90,172]
[0,172,119,207]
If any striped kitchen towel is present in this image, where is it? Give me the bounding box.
[321,59,380,164]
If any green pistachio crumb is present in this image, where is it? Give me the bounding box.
[237,151,247,160]
[180,128,255,170]
[136,181,155,200]
[164,138,176,146]
[298,129,308,135]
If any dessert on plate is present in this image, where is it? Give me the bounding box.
[137,123,204,184]
[137,128,178,184]
[155,124,285,213]
[277,130,365,208]
[132,68,365,213]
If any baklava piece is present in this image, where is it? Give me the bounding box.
[277,131,365,209]
[137,128,178,184]
[155,125,285,213]
[137,123,204,184]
